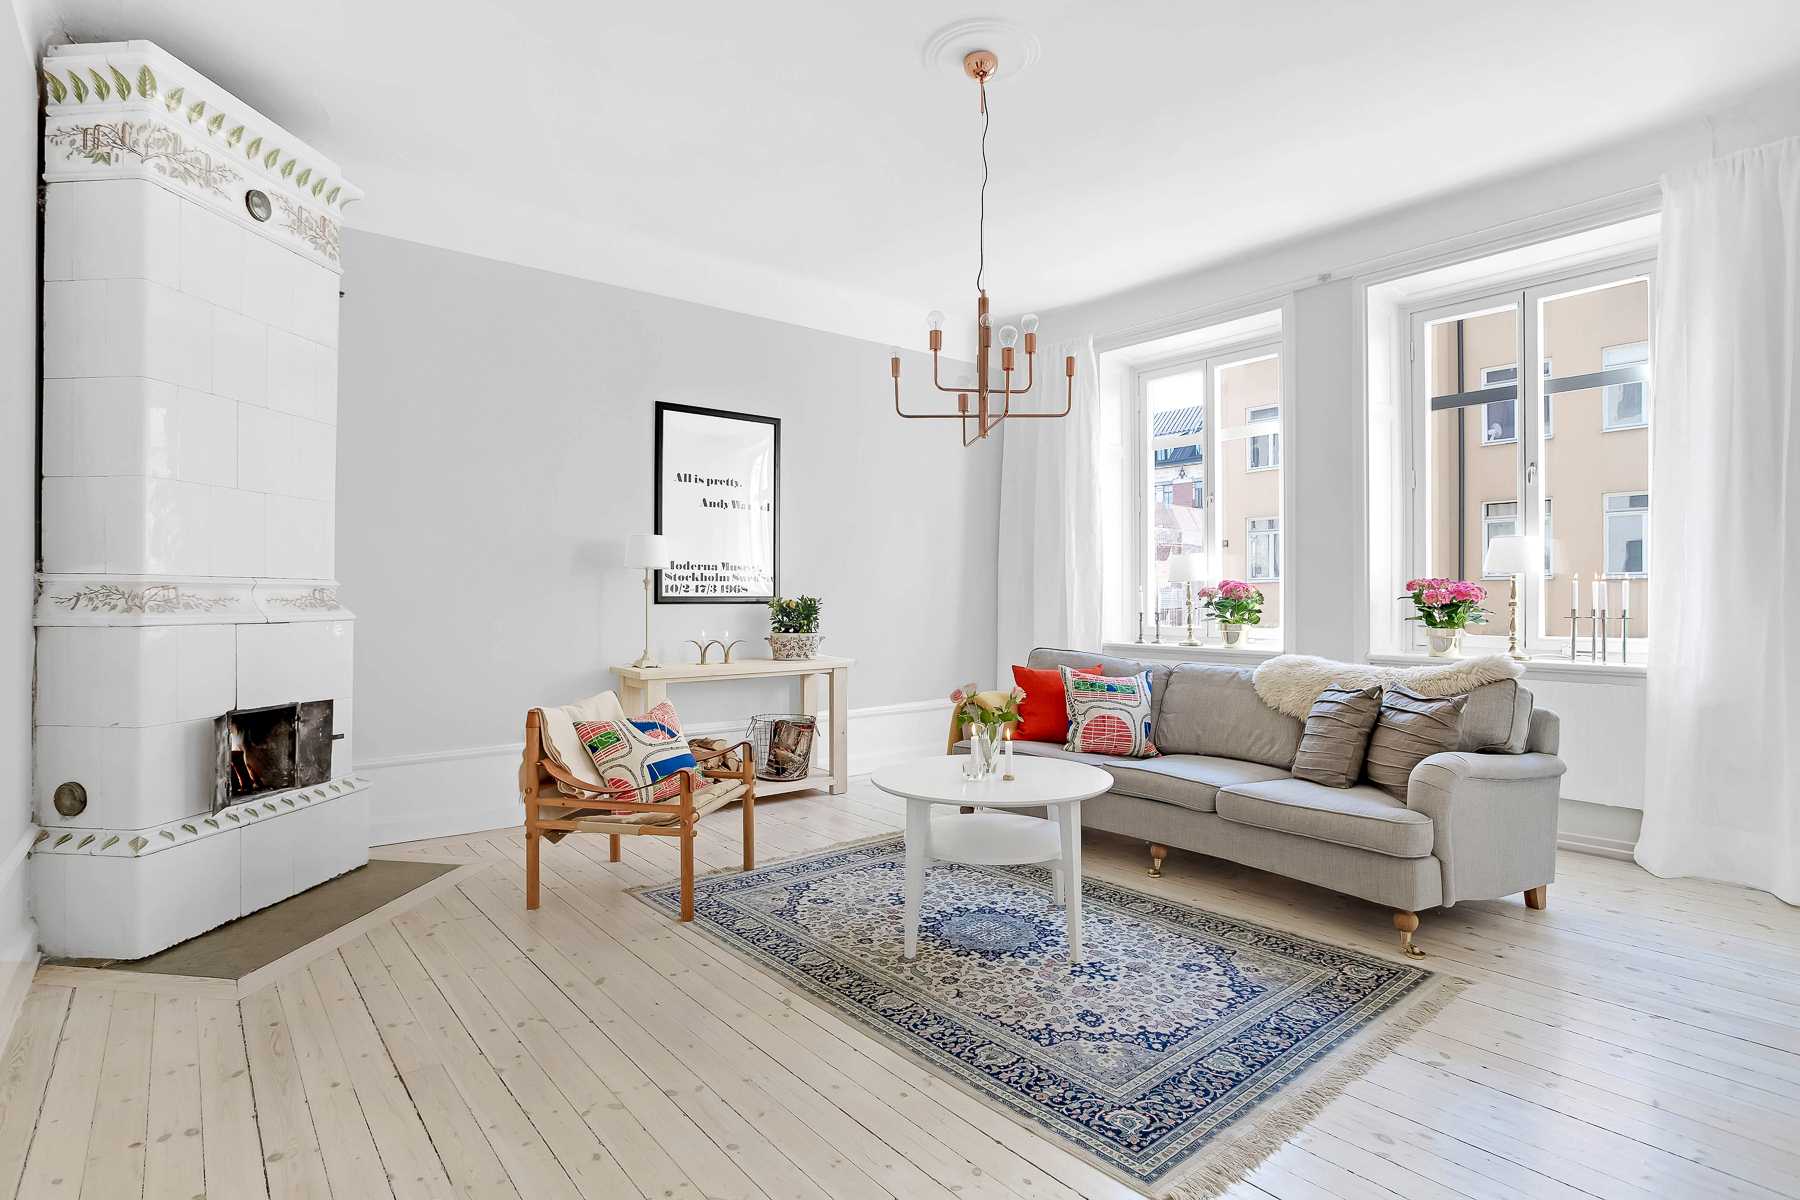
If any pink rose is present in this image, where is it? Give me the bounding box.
[1009,686,1027,704]
[949,688,966,704]
[1422,588,1450,607]
[1404,579,1422,592]
[1198,585,1220,601]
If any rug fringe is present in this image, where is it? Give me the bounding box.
[1156,974,1467,1199]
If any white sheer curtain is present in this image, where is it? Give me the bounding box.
[994,338,1104,682]
[1635,138,1800,904]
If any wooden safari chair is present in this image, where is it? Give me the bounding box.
[521,695,755,921]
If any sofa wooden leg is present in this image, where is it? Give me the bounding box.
[1524,884,1548,910]
[1148,843,1168,878]
[1393,910,1424,958]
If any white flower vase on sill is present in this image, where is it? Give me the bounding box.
[767,632,823,660]
[1221,623,1246,648]
[1425,628,1463,658]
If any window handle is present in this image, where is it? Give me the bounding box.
[1526,460,1538,485]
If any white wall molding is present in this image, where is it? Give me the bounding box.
[1558,830,1637,862]
[362,697,954,847]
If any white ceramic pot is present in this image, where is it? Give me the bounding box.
[1425,628,1463,658]
[767,632,823,660]
[1221,623,1245,648]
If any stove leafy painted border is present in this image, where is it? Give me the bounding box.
[30,775,371,859]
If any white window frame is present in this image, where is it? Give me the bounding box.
[1247,516,1281,582]
[1541,359,1555,438]
[1403,257,1654,657]
[1601,341,1650,431]
[1478,365,1519,445]
[1602,490,1650,577]
[1130,337,1286,646]
[1542,497,1554,577]
[1245,405,1281,471]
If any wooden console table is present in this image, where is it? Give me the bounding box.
[611,656,852,796]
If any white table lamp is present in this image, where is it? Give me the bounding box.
[625,533,670,668]
[1481,534,1537,661]
[1166,555,1207,647]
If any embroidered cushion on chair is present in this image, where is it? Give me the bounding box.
[575,700,699,802]
[1062,667,1159,758]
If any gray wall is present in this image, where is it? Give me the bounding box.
[2,0,43,1036]
[336,231,999,837]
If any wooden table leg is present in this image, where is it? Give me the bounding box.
[828,667,849,795]
[1059,802,1083,963]
[903,798,928,959]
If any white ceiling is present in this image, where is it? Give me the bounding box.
[42,0,1800,347]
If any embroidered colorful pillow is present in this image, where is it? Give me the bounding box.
[1061,667,1158,758]
[574,700,699,802]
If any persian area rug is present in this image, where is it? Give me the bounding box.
[635,835,1463,1199]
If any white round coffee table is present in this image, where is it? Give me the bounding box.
[872,756,1112,962]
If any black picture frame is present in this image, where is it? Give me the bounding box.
[653,402,780,605]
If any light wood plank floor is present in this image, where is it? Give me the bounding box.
[3,781,1798,1200]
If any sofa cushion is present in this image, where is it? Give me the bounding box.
[1365,686,1466,799]
[1027,647,1172,728]
[1154,663,1303,769]
[1458,679,1533,753]
[1292,684,1383,788]
[1104,755,1292,814]
[1217,778,1435,858]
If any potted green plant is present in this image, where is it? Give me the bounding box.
[767,595,823,660]
[1203,580,1264,647]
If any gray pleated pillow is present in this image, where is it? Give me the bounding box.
[1365,686,1466,799]
[1291,684,1383,788]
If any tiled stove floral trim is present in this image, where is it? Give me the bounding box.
[42,41,361,271]
[36,576,350,625]
[31,776,370,859]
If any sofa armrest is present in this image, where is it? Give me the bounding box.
[1406,751,1565,906]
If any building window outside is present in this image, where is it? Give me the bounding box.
[1603,342,1649,430]
[1246,405,1281,471]
[1604,491,1649,576]
[1481,501,1519,576]
[1479,365,1517,444]
[1543,498,1554,577]
[1247,517,1281,582]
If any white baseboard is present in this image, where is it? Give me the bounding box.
[0,825,42,1051]
[1557,830,1638,862]
[360,698,953,847]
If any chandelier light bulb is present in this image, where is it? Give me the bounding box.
[1020,314,1039,334]
[927,310,945,331]
[998,325,1019,348]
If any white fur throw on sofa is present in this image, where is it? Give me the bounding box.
[1251,654,1525,720]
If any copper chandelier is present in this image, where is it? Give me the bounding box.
[889,49,1074,446]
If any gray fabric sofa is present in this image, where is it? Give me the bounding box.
[965,647,1566,956]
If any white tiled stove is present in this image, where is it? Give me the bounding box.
[31,41,370,959]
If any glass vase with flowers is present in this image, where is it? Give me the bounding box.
[949,684,1026,780]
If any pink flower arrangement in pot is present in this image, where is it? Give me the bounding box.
[1202,580,1263,646]
[1401,577,1488,656]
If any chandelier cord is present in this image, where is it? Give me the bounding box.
[976,77,989,294]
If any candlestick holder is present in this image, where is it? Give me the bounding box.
[1154,609,1163,645]
[1136,612,1145,644]
[1567,609,1634,663]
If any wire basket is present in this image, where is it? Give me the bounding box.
[746,713,817,782]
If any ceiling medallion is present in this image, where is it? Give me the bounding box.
[889,43,1073,446]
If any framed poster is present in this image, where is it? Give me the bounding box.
[654,403,779,604]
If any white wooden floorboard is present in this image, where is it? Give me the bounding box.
[0,778,1793,1200]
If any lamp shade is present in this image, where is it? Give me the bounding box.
[1166,554,1207,584]
[1482,534,1537,577]
[625,533,669,569]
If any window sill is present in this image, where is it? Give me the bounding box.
[1103,641,1281,666]
[1368,652,1647,685]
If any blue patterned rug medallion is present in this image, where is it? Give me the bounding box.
[635,835,1462,1199]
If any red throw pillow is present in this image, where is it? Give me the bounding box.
[1010,663,1101,743]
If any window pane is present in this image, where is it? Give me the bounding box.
[1425,305,1518,631]
[1146,369,1207,629]
[1216,354,1282,631]
[1537,277,1651,640]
